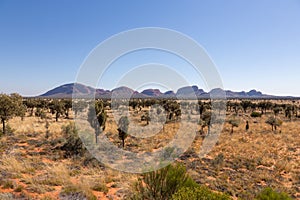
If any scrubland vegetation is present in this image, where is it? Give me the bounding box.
[0,94,299,199]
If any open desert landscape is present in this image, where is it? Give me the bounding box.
[0,94,299,199]
[1,1,300,199]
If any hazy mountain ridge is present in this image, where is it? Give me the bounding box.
[39,83,296,99]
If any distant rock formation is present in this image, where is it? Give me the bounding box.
[38,83,295,99]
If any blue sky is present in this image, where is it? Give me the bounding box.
[0,0,300,96]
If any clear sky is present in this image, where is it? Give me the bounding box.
[0,0,299,96]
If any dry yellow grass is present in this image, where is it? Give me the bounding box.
[0,102,299,199]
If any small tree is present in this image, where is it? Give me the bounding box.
[87,101,107,144]
[0,93,25,134]
[200,111,211,135]
[35,107,46,121]
[284,105,292,120]
[258,101,273,115]
[228,118,240,134]
[118,116,129,148]
[265,116,282,131]
[49,100,64,122]
[240,100,252,113]
[36,99,49,111]
[24,98,37,116]
[232,102,242,115]
[273,106,282,116]
[62,99,72,119]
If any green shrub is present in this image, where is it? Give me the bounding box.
[13,185,23,192]
[92,182,108,193]
[2,180,14,189]
[172,186,231,200]
[130,163,198,200]
[251,112,262,118]
[255,187,292,200]
[60,122,86,157]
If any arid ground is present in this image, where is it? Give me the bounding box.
[0,99,299,199]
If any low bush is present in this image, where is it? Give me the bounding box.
[251,111,262,118]
[60,122,86,157]
[129,163,199,200]
[172,186,231,200]
[255,187,292,200]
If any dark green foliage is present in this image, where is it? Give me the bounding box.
[231,102,242,115]
[62,99,72,119]
[61,122,86,157]
[255,187,292,200]
[0,93,25,134]
[49,100,65,122]
[198,101,208,115]
[273,106,282,116]
[226,101,232,112]
[130,163,198,200]
[163,100,181,122]
[172,186,231,200]
[23,98,37,116]
[91,183,108,193]
[118,116,129,148]
[251,111,262,118]
[284,104,293,120]
[199,111,212,135]
[258,101,273,114]
[129,100,139,110]
[240,100,252,113]
[35,107,46,120]
[87,101,107,143]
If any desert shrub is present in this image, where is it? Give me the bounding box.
[265,116,283,131]
[13,185,23,192]
[0,93,25,134]
[172,186,231,200]
[1,180,14,189]
[118,116,129,148]
[35,107,46,119]
[60,122,86,157]
[227,118,240,134]
[129,163,198,200]
[255,187,292,200]
[251,111,262,118]
[91,182,108,193]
